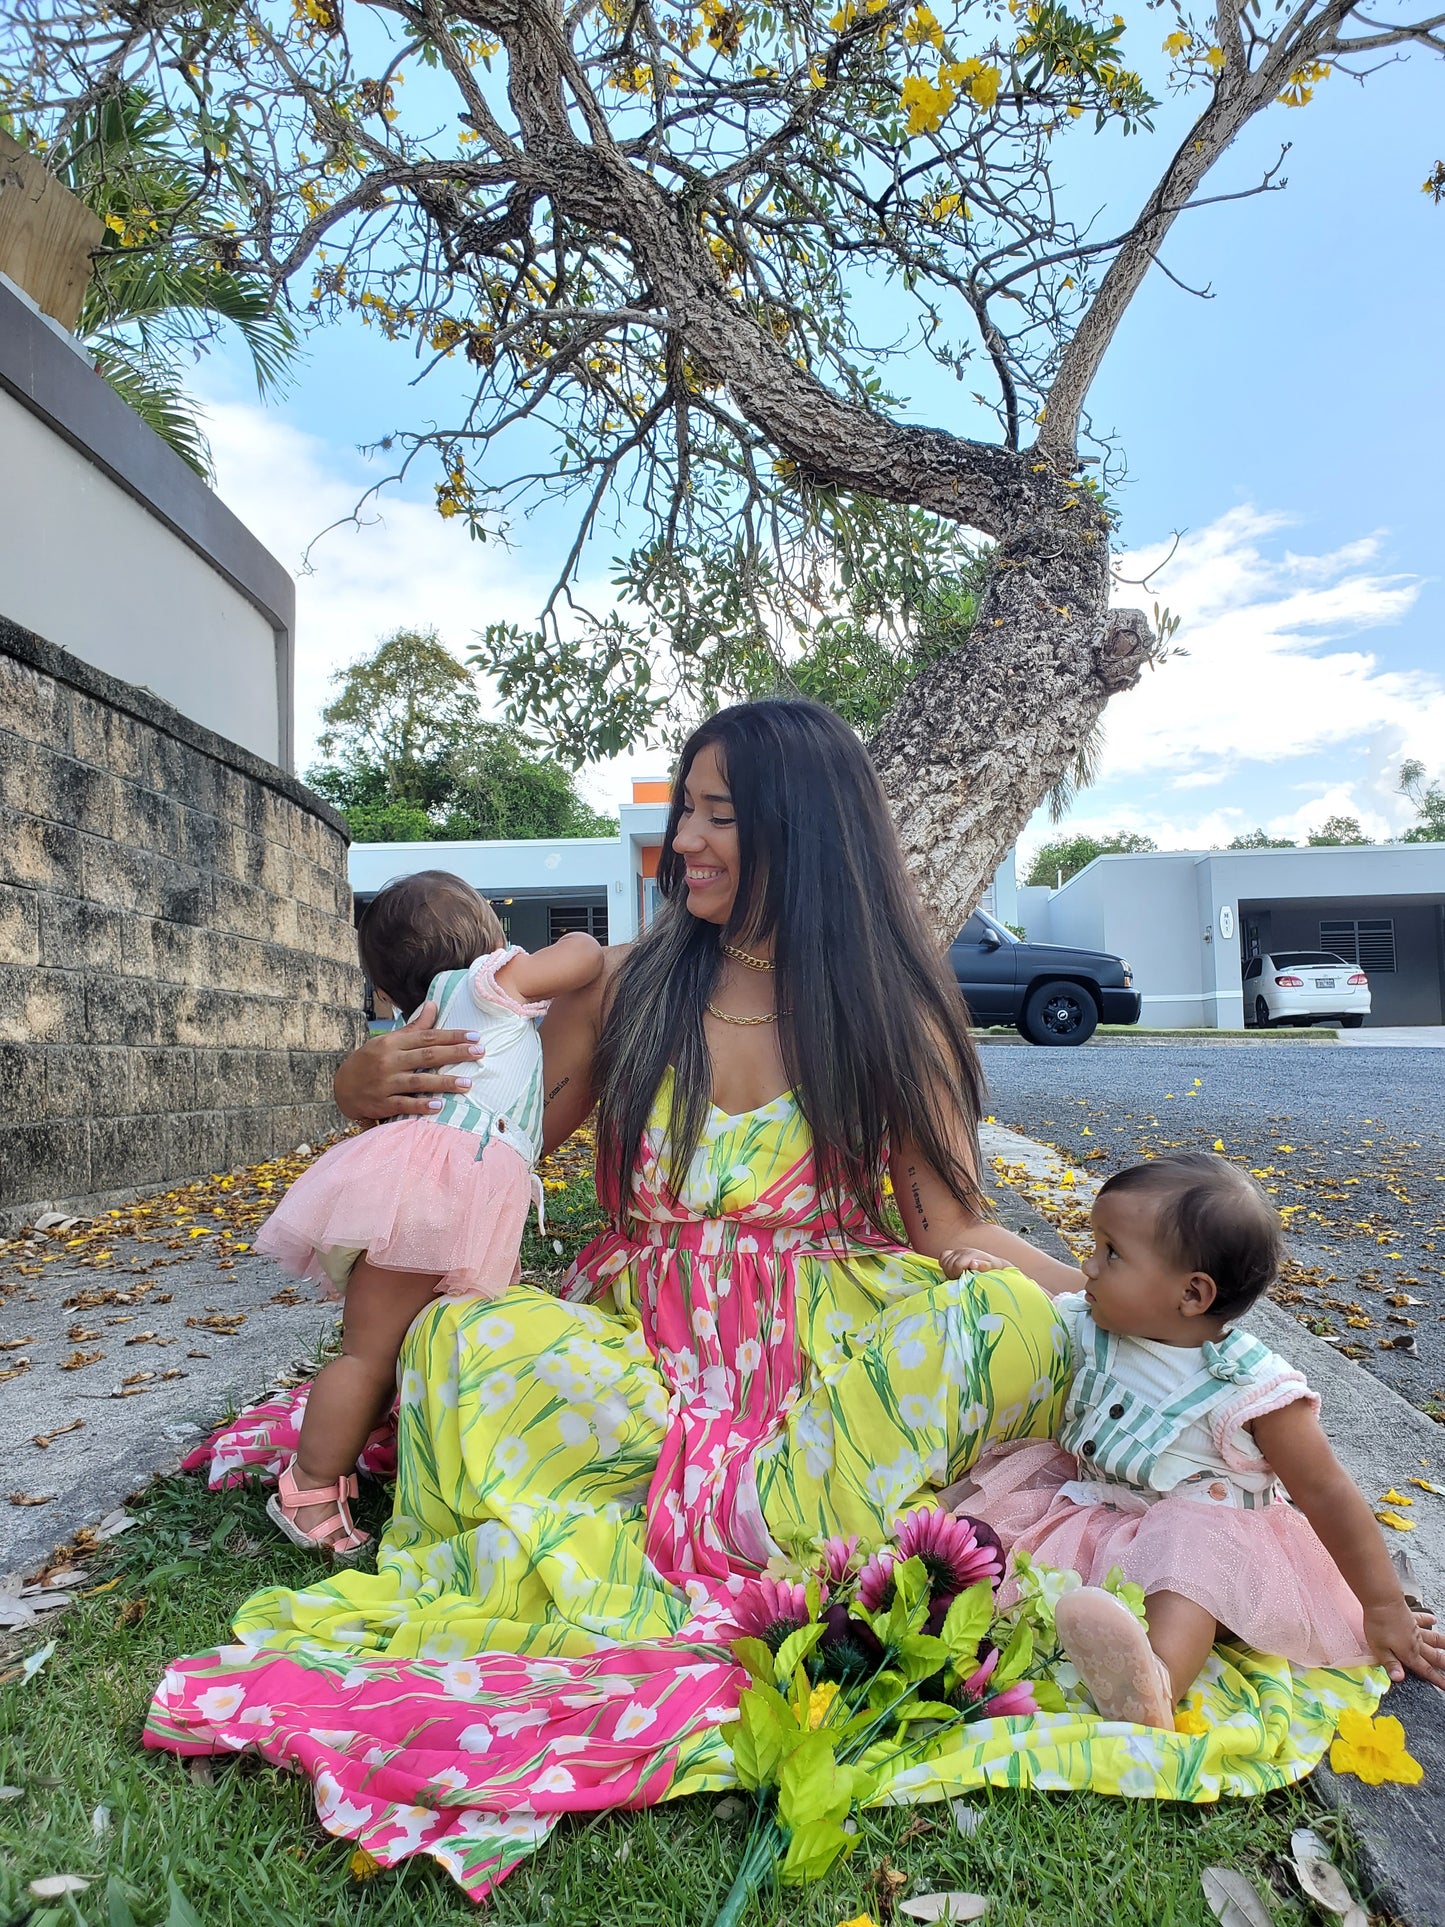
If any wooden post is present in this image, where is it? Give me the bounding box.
[0,131,104,333]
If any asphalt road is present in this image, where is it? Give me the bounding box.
[982,1041,1445,1416]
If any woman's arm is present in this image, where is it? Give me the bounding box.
[889,1135,1084,1294]
[333,1004,485,1122]
[1252,1400,1445,1687]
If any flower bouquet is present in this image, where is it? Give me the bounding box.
[710,1506,1057,1926]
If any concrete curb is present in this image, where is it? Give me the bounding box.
[980,1122,1445,1927]
[975,1031,1341,1047]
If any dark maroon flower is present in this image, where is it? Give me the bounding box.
[818,1599,885,1683]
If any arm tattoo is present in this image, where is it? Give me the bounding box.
[907,1164,929,1231]
[545,1075,571,1106]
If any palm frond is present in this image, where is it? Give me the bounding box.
[81,257,300,395]
[86,339,214,479]
[1046,721,1105,822]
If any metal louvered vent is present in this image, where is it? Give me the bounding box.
[1320,918,1395,974]
[549,903,609,945]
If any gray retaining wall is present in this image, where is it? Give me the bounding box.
[0,617,365,1228]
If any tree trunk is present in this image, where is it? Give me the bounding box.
[870,503,1152,938]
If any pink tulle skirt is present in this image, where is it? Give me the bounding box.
[969,1439,1372,1671]
[254,1119,533,1299]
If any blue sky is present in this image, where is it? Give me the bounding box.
[196,38,1444,858]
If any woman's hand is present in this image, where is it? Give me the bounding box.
[1363,1602,1445,1688]
[333,1003,484,1122]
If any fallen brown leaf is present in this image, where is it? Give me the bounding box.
[32,1420,85,1449]
[8,1492,56,1507]
[59,1349,103,1371]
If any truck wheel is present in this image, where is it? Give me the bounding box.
[1020,980,1099,1046]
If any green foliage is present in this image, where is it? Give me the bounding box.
[1399,758,1445,842]
[1228,828,1296,849]
[1306,814,1370,847]
[481,515,992,763]
[1024,829,1157,887]
[36,87,301,477]
[306,629,617,842]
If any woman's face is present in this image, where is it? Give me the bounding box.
[672,742,741,927]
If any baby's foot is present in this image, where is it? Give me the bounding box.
[1054,1587,1174,1728]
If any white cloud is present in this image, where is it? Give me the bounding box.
[1016,505,1442,854]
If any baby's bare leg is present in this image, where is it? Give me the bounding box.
[1143,1589,1218,1705]
[291,1260,440,1530]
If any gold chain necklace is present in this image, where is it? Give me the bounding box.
[721,941,774,972]
[706,1003,788,1027]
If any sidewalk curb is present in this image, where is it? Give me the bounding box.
[980,1122,1445,1927]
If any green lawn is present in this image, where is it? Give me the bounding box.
[0,1140,1366,1927]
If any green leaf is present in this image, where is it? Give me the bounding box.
[778,1815,854,1885]
[894,1632,953,1683]
[166,1879,204,1927]
[731,1636,777,1687]
[727,1687,789,1790]
[991,1621,1034,1693]
[940,1581,995,1660]
[893,1700,961,1726]
[107,1878,139,1927]
[1030,1679,1068,1714]
[773,1621,826,1687]
[777,1731,841,1831]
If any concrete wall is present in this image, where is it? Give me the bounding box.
[0,277,295,768]
[0,619,364,1230]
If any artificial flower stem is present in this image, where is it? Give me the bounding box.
[711,1815,785,1927]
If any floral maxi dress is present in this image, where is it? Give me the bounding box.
[144,1079,1384,1900]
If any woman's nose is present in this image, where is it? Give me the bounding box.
[673,824,702,853]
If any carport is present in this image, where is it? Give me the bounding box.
[1238,892,1445,1026]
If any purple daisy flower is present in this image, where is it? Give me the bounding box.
[855,1546,899,1614]
[815,1534,861,1586]
[731,1577,813,1654]
[894,1507,1004,1604]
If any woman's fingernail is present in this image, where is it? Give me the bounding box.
[465,1031,482,1042]
[469,1045,486,1059]
[455,1075,473,1089]
[427,1098,445,1111]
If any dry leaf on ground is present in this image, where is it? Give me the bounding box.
[1201,1867,1274,1927]
[28,1874,90,1897]
[1289,1828,1367,1923]
[899,1896,990,1922]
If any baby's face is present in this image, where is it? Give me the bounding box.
[1081,1190,1201,1341]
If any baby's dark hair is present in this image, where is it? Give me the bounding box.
[357,870,504,1016]
[1098,1151,1282,1320]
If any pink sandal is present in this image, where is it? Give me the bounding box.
[265,1456,371,1561]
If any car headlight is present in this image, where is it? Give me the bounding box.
[1121,961,1133,987]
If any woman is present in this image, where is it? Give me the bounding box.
[142,703,1084,1885]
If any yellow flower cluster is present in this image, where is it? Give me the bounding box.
[1278,59,1330,106]
[807,1679,841,1727]
[102,208,161,248]
[435,462,477,521]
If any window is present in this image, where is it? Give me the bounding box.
[1242,957,1261,981]
[1272,951,1350,969]
[549,902,609,945]
[1319,919,1396,974]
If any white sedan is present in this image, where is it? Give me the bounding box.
[1242,951,1371,1029]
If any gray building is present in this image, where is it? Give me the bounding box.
[1017,844,1445,1029]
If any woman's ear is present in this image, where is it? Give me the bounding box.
[1180,1271,1219,1319]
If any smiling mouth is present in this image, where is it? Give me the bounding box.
[685,868,725,887]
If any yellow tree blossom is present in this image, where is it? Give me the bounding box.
[1329,1709,1424,1786]
[1163,29,1191,55]
[901,73,955,134]
[941,56,1002,108]
[904,5,945,50]
[1278,59,1330,106]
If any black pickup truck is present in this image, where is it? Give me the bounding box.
[949,909,1141,1045]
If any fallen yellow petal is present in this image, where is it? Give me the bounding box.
[1378,1490,1414,1506]
[348,1847,382,1881]
[1375,1509,1416,1531]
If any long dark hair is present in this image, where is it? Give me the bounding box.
[594,699,988,1235]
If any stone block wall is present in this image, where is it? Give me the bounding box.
[0,618,365,1228]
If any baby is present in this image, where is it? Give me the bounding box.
[255,870,602,1557]
[946,1153,1444,1726]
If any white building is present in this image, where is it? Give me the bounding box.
[1017,843,1445,1029]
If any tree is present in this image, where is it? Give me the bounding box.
[1024,830,1156,887]
[1306,814,1370,847]
[17,88,301,477]
[1228,828,1295,849]
[306,629,617,841]
[1399,758,1445,843]
[6,2,1439,929]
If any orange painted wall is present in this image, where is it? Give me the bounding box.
[631,779,671,804]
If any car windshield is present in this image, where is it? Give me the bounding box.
[1272,952,1351,969]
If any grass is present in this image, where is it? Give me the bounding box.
[0,1471,1366,1927]
[0,1136,1373,1927]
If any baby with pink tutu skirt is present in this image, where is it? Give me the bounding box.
[942,1152,1445,1727]
[255,869,602,1558]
